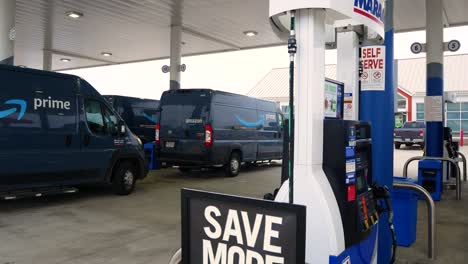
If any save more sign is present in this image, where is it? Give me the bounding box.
[181,189,306,264]
[360,46,386,91]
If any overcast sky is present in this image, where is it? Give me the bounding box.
[63,25,468,100]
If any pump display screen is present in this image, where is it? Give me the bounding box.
[356,126,368,139]
[324,79,344,119]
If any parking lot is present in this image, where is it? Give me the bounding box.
[0,147,467,264]
[0,162,283,264]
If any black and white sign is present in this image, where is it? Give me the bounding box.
[447,40,461,52]
[162,65,170,73]
[162,64,187,73]
[410,42,424,54]
[181,189,306,264]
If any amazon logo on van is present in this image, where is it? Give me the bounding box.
[354,0,384,25]
[235,114,277,128]
[0,99,27,120]
[0,97,72,121]
[34,97,71,110]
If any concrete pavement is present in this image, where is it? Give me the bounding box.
[0,147,467,263]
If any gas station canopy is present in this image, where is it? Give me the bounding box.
[14,0,468,71]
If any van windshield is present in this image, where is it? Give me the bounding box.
[160,91,210,137]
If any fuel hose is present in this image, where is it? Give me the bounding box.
[288,11,297,204]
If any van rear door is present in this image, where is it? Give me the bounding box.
[159,90,211,161]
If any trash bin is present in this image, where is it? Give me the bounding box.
[392,177,418,247]
[144,142,160,170]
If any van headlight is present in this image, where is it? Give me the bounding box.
[134,135,143,146]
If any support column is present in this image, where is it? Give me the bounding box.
[337,31,360,120]
[425,0,444,157]
[169,0,183,90]
[360,0,395,262]
[43,50,52,71]
[0,0,15,65]
[294,9,345,263]
[169,25,182,90]
[43,2,53,71]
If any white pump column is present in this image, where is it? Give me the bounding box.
[0,0,15,65]
[424,0,444,158]
[293,8,345,263]
[337,30,360,120]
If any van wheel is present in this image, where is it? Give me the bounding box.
[395,143,401,149]
[112,161,137,195]
[225,152,241,177]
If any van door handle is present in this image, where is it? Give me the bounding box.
[83,135,90,146]
[65,135,72,147]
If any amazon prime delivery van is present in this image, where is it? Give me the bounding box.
[103,95,160,144]
[0,65,148,198]
[156,89,283,176]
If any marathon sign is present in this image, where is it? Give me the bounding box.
[181,189,306,264]
[341,0,385,38]
[353,0,384,25]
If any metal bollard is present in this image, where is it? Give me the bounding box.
[403,156,461,200]
[393,181,436,260]
[457,151,467,182]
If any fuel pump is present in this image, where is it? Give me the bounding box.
[269,0,394,263]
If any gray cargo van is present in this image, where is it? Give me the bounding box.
[156,89,283,176]
[0,65,148,198]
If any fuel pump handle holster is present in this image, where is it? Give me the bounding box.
[372,184,392,215]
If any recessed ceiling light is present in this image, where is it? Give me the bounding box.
[66,11,83,19]
[60,58,71,62]
[101,52,113,57]
[243,31,258,37]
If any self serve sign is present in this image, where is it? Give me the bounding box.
[181,189,306,264]
[360,46,386,91]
